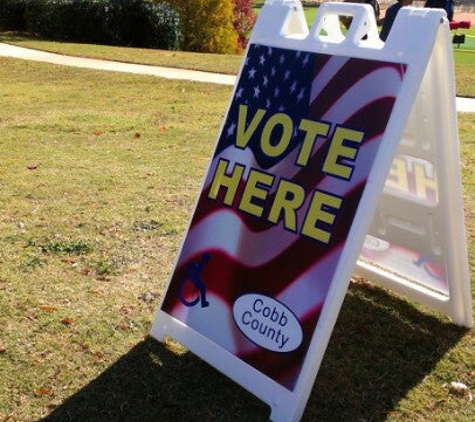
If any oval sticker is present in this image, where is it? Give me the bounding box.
[233,293,303,353]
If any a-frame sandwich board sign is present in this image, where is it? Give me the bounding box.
[151,2,472,422]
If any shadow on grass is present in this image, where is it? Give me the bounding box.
[0,31,40,42]
[39,282,467,422]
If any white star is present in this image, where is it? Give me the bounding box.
[302,54,310,66]
[259,55,266,66]
[248,67,257,79]
[297,88,305,102]
[263,75,269,87]
[290,81,298,93]
[266,98,272,109]
[235,87,244,99]
[279,54,285,64]
[226,122,237,137]
[274,87,280,98]
[254,85,261,98]
[284,70,291,80]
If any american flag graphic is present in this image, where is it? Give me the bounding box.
[161,43,407,390]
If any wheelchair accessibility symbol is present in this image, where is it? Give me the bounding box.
[413,255,445,281]
[179,253,211,308]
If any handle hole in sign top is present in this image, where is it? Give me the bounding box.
[311,3,382,48]
[316,13,345,42]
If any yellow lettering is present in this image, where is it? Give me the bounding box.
[236,105,266,149]
[268,180,305,231]
[301,190,342,244]
[297,119,330,167]
[261,113,293,158]
[323,127,364,180]
[414,162,438,202]
[238,169,274,217]
[208,159,245,206]
[385,157,409,192]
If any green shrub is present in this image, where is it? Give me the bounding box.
[4,0,182,50]
[0,0,29,31]
[117,0,183,49]
[25,0,81,41]
[161,0,238,54]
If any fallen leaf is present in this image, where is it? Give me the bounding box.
[139,291,157,303]
[120,305,133,316]
[114,322,130,332]
[39,305,56,312]
[448,381,473,401]
[125,268,137,274]
[61,317,74,326]
[27,164,39,170]
[0,345,6,353]
[92,131,102,136]
[427,398,446,410]
[159,126,166,133]
[134,132,141,138]
[450,381,469,392]
[34,388,52,397]
[92,351,104,361]
[79,343,91,353]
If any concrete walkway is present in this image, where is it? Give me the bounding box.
[0,42,236,85]
[1,42,474,112]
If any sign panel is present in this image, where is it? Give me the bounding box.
[360,152,449,295]
[355,14,472,326]
[159,44,407,390]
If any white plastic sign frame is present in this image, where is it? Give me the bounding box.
[151,2,472,422]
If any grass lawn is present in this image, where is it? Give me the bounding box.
[0,45,474,422]
[1,27,474,98]
[0,32,244,75]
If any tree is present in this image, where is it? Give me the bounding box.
[232,0,257,52]
[161,0,237,54]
